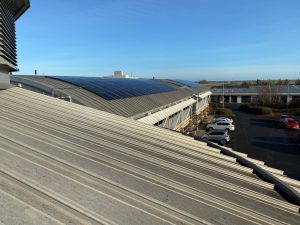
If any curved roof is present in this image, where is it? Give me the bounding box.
[50,76,178,100]
[11,75,210,118]
[15,0,30,20]
[0,87,299,224]
[167,79,199,88]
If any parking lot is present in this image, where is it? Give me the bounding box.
[225,107,300,181]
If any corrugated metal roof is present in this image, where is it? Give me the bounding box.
[11,75,210,118]
[0,87,299,224]
[137,98,196,124]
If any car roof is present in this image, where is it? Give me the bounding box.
[281,115,289,117]
[209,129,227,134]
[216,121,231,124]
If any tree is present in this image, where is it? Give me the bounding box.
[276,79,283,85]
[257,85,271,106]
[256,79,262,85]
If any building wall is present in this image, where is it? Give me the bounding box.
[155,95,210,130]
[0,70,10,89]
[211,94,300,105]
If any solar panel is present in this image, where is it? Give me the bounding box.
[48,76,178,100]
[167,79,199,88]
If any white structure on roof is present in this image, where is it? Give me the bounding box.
[199,91,212,99]
[0,0,30,89]
[111,70,137,78]
[138,98,196,125]
[138,91,211,131]
[112,70,125,78]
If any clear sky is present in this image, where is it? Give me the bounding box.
[15,0,300,81]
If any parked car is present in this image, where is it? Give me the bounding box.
[210,117,233,124]
[201,129,230,145]
[206,121,235,131]
[280,118,299,129]
[279,115,289,123]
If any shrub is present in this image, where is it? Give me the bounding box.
[260,107,272,114]
[272,108,294,114]
[248,107,272,115]
[209,103,217,114]
[215,108,235,117]
[295,108,300,115]
[239,104,250,111]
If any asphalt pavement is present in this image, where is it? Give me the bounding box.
[226,107,300,181]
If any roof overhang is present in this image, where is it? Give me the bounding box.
[198,91,212,99]
[14,0,30,21]
[137,98,196,125]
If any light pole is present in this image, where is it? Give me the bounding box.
[287,82,290,109]
[222,82,225,109]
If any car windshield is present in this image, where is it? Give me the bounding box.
[209,130,226,135]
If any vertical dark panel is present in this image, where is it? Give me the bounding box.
[0,0,17,70]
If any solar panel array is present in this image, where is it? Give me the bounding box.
[167,79,199,88]
[49,76,178,100]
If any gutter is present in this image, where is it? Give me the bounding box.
[207,141,300,209]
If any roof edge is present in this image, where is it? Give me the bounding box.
[15,0,30,21]
[207,141,300,209]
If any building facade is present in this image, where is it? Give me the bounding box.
[0,0,29,89]
[211,85,300,105]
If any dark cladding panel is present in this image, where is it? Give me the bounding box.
[0,0,17,70]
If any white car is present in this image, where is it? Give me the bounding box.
[279,115,289,123]
[206,121,235,131]
[210,117,233,124]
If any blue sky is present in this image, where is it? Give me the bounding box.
[15,0,300,81]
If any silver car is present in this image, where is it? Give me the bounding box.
[210,117,233,124]
[201,129,230,145]
[206,121,235,131]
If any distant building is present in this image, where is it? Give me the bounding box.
[211,85,300,105]
[107,71,138,78]
[114,70,124,77]
[0,0,30,89]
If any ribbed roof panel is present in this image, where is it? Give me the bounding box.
[0,87,299,224]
